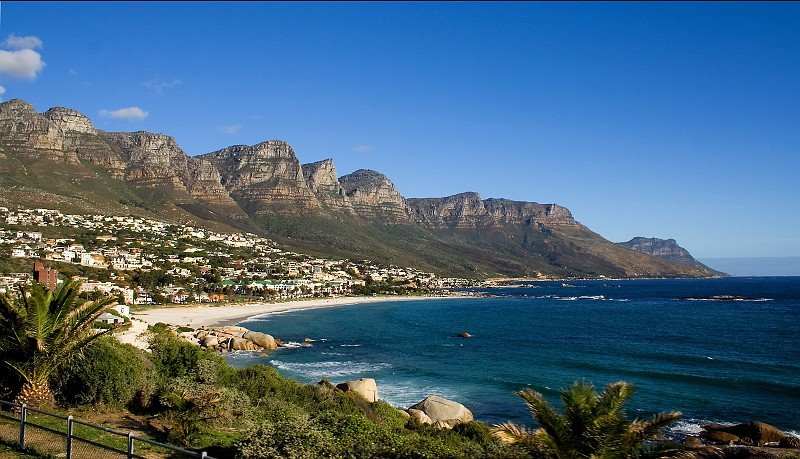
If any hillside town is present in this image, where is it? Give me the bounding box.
[0,207,469,312]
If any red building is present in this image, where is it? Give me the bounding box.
[33,262,58,291]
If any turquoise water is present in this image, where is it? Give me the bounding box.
[227,277,800,437]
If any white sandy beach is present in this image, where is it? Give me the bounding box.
[115,295,471,349]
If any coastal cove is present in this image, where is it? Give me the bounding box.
[224,277,800,439]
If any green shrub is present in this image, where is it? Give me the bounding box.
[452,421,496,447]
[235,419,337,459]
[148,328,223,378]
[372,401,410,431]
[52,336,157,408]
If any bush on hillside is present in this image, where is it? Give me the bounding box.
[51,336,157,408]
[235,419,337,459]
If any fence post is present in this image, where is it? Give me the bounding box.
[66,415,73,459]
[18,403,26,448]
[127,432,134,459]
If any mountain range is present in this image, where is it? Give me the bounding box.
[0,99,717,278]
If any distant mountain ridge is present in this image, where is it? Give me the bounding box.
[618,237,725,275]
[0,98,718,279]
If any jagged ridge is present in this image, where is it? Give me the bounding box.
[0,98,719,278]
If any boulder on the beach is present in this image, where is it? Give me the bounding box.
[196,330,209,340]
[779,436,800,449]
[218,326,248,338]
[407,409,433,425]
[397,409,410,419]
[231,337,258,351]
[409,395,473,428]
[336,378,378,403]
[243,331,277,350]
[201,335,219,348]
[704,422,786,446]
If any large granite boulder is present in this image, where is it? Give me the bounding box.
[336,378,378,403]
[407,409,432,425]
[243,331,277,350]
[409,395,473,428]
[704,422,787,446]
[231,337,258,351]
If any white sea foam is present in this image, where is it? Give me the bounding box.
[270,360,391,378]
[340,344,362,347]
[378,380,463,408]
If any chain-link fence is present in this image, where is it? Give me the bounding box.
[0,399,216,459]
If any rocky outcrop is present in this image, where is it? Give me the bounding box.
[407,193,493,229]
[336,378,378,402]
[407,193,580,229]
[482,199,579,227]
[700,422,790,446]
[408,395,473,428]
[0,99,76,163]
[194,326,281,352]
[339,169,409,221]
[186,157,240,206]
[201,141,321,212]
[618,237,722,274]
[302,159,353,212]
[104,132,191,190]
[43,107,97,134]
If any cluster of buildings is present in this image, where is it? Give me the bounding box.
[0,207,453,305]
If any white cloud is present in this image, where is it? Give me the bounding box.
[2,34,43,50]
[143,77,181,94]
[216,124,242,135]
[67,68,77,77]
[0,48,46,79]
[354,144,374,153]
[99,106,149,120]
[0,86,5,95]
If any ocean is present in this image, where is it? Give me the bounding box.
[226,277,800,438]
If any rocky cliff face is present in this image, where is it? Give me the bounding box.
[618,237,719,272]
[0,97,722,279]
[43,107,97,135]
[302,159,353,212]
[338,169,409,221]
[407,194,580,229]
[104,132,190,190]
[407,193,493,229]
[0,99,77,164]
[201,141,321,212]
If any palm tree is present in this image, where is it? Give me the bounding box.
[0,280,116,406]
[493,381,686,459]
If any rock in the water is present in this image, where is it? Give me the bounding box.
[457,332,472,338]
[336,378,378,403]
[231,337,258,351]
[243,331,277,350]
[706,422,786,446]
[407,409,433,425]
[779,436,800,449]
[684,436,703,447]
[409,395,473,428]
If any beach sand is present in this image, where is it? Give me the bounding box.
[115,295,467,349]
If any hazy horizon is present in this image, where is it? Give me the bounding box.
[701,257,800,277]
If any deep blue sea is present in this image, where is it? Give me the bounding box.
[227,277,800,438]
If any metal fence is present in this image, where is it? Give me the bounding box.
[0,399,216,459]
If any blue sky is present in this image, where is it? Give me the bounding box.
[1,2,799,259]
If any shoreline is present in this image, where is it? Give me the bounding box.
[115,294,478,350]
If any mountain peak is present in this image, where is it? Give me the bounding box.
[44,107,97,134]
